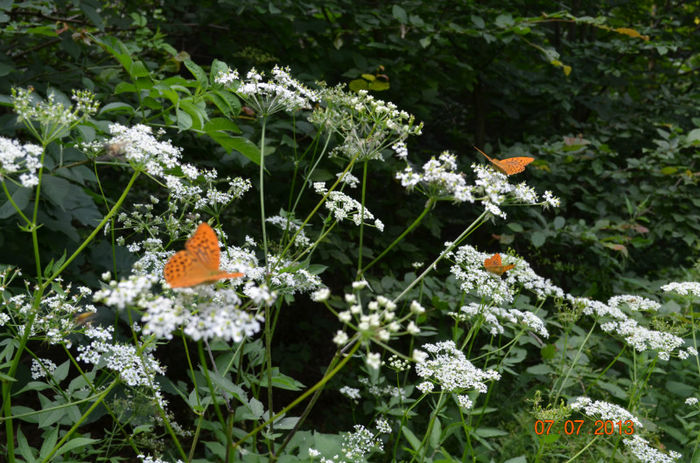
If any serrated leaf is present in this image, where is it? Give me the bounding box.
[184,59,208,85]
[402,425,421,451]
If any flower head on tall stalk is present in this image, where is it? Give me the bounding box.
[310,84,423,162]
[215,65,317,117]
[11,87,99,144]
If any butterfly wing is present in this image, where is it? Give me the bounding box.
[497,157,535,175]
[186,223,221,271]
[164,223,243,288]
[484,253,515,276]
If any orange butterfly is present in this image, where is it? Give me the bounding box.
[164,223,244,288]
[483,253,515,276]
[474,146,534,176]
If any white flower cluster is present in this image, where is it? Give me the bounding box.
[449,244,692,360]
[30,358,57,380]
[414,341,501,403]
[472,163,558,218]
[357,376,407,400]
[340,424,383,461]
[336,170,359,188]
[219,65,317,115]
[375,418,391,434]
[12,87,98,128]
[623,435,682,463]
[608,295,660,312]
[266,214,311,247]
[314,182,384,231]
[339,385,361,402]
[0,137,42,187]
[599,318,686,360]
[661,281,700,297]
[6,282,96,346]
[310,85,422,162]
[94,275,263,343]
[76,326,168,407]
[570,397,643,427]
[458,302,549,338]
[138,454,184,463]
[334,294,423,355]
[396,151,474,203]
[392,141,408,159]
[105,123,183,179]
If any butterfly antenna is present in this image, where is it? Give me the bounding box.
[473,145,491,160]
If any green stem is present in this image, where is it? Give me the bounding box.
[47,171,141,283]
[31,143,48,282]
[393,211,488,304]
[40,379,120,463]
[361,198,434,276]
[411,392,447,462]
[259,117,269,270]
[356,161,368,275]
[231,341,362,452]
[265,303,275,455]
[552,320,596,404]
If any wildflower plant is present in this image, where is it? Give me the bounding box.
[0,58,696,463]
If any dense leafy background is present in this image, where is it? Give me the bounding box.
[1,0,698,461]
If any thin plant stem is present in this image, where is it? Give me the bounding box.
[552,320,597,404]
[356,160,368,275]
[361,198,435,276]
[259,117,269,270]
[393,211,488,305]
[231,341,362,452]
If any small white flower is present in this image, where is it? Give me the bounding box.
[366,352,381,370]
[333,330,349,345]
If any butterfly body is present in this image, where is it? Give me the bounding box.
[474,146,534,176]
[164,223,243,288]
[484,253,515,276]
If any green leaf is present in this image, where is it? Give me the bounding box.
[392,5,407,23]
[474,427,509,438]
[176,109,193,130]
[507,222,523,232]
[39,426,59,460]
[248,397,264,419]
[531,231,547,247]
[526,363,552,375]
[184,58,208,85]
[16,427,36,462]
[686,128,700,143]
[99,102,135,115]
[494,14,514,28]
[0,185,31,219]
[204,117,241,135]
[471,15,485,28]
[553,216,566,230]
[430,417,442,449]
[56,437,98,457]
[402,425,421,451]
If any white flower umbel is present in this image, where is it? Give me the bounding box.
[340,424,383,461]
[11,87,99,143]
[569,397,643,428]
[458,302,549,338]
[661,281,700,297]
[266,213,311,247]
[30,358,57,380]
[95,276,262,343]
[415,341,500,405]
[105,124,183,179]
[623,435,682,463]
[230,65,317,116]
[0,137,42,187]
[396,151,474,203]
[310,85,422,162]
[608,295,660,312]
[76,326,168,407]
[339,386,361,402]
[315,183,384,231]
